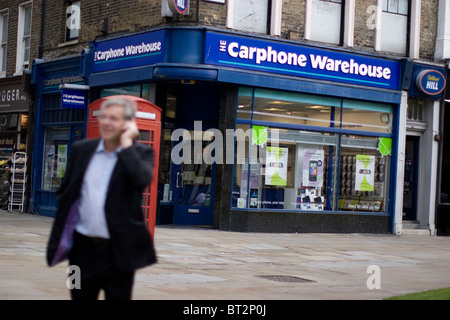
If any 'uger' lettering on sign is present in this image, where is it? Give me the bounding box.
[1,89,21,102]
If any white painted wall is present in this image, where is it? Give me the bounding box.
[417,99,440,234]
[394,91,408,235]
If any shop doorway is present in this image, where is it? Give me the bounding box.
[160,83,220,227]
[403,135,420,220]
[171,137,216,226]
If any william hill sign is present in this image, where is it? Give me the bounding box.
[416,69,446,96]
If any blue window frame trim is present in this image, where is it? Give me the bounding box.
[230,207,391,216]
[236,119,393,139]
[232,87,397,217]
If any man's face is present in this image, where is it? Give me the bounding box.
[99,105,127,142]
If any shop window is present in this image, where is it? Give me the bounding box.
[233,87,394,214]
[0,11,8,77]
[20,114,28,130]
[236,88,253,120]
[43,94,85,124]
[162,92,175,196]
[0,113,18,130]
[338,136,390,212]
[237,88,393,132]
[65,1,81,42]
[341,100,393,133]
[251,88,342,129]
[308,0,344,45]
[159,88,177,204]
[42,127,70,191]
[232,124,339,211]
[407,98,424,122]
[228,0,271,34]
[15,2,32,74]
[18,113,28,151]
[0,134,14,158]
[100,84,150,100]
[380,0,410,55]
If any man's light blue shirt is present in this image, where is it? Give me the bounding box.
[76,140,122,239]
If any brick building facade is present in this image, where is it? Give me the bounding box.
[0,1,442,76]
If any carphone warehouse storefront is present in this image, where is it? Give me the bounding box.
[34,27,417,234]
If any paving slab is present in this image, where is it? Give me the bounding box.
[1,210,450,300]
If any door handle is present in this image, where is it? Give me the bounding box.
[176,172,184,188]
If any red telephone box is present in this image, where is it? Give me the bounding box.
[87,95,161,239]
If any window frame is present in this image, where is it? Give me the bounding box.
[376,0,412,56]
[231,87,395,215]
[15,2,33,75]
[65,0,81,42]
[305,0,350,46]
[41,126,71,191]
[227,0,281,36]
[0,10,8,77]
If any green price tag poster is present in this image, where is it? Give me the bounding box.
[265,146,288,186]
[57,145,68,178]
[355,155,375,191]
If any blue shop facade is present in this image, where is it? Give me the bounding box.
[29,27,447,234]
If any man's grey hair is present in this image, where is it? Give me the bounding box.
[100,96,137,120]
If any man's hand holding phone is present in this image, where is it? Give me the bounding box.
[120,120,139,149]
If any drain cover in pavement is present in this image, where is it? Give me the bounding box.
[255,275,315,283]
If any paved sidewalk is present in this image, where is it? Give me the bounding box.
[1,210,450,300]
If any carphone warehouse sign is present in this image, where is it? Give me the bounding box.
[93,29,165,73]
[61,88,86,109]
[205,32,400,90]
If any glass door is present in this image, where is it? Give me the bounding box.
[403,135,419,220]
[172,135,215,226]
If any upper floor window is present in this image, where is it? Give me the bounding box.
[227,0,271,34]
[0,11,8,77]
[380,0,410,55]
[66,1,81,41]
[308,0,344,45]
[16,2,32,74]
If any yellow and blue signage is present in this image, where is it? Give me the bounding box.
[204,32,401,90]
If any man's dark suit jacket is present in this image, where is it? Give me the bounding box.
[46,138,157,272]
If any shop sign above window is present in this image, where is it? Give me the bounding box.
[205,32,401,90]
[415,69,446,96]
[92,29,166,73]
[0,83,29,113]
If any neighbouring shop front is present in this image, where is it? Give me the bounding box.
[0,76,31,210]
[30,55,87,216]
[397,64,446,235]
[32,27,427,234]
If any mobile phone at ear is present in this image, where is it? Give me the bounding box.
[121,120,133,134]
